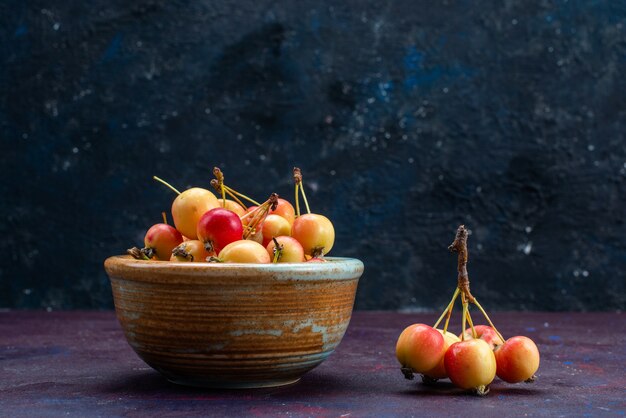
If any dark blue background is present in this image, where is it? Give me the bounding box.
[1,1,625,311]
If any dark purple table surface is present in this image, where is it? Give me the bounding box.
[1,311,624,417]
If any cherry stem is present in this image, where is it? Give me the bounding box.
[293,167,311,216]
[300,182,311,214]
[224,185,260,206]
[241,193,278,239]
[443,296,456,334]
[224,188,247,209]
[211,167,261,207]
[433,287,459,329]
[466,308,478,339]
[271,237,283,263]
[461,293,468,341]
[293,167,311,215]
[294,183,301,217]
[244,207,268,239]
[446,224,483,340]
[240,208,260,222]
[212,167,227,207]
[161,212,168,225]
[153,176,181,195]
[293,168,302,217]
[472,298,506,342]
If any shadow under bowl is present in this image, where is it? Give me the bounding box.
[104,255,363,388]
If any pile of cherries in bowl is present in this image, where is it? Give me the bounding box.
[130,167,334,265]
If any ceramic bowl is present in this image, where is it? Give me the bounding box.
[104,255,363,388]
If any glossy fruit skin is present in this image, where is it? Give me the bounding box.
[424,329,461,379]
[197,208,243,254]
[218,240,271,264]
[171,188,219,240]
[261,214,292,247]
[396,324,446,373]
[217,199,246,217]
[292,214,335,257]
[266,236,305,263]
[269,198,296,225]
[171,240,212,262]
[143,223,183,261]
[494,336,540,383]
[444,339,497,390]
[307,257,326,263]
[461,325,504,349]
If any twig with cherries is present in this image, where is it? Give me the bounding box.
[396,225,540,396]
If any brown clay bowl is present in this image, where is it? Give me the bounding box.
[104,255,363,388]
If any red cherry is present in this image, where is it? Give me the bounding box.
[143,223,183,261]
[196,208,243,254]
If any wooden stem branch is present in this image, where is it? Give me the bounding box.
[448,224,505,341]
[448,225,475,303]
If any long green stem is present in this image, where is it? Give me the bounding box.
[300,182,311,214]
[224,189,247,209]
[224,185,260,206]
[461,294,468,341]
[294,183,301,217]
[466,309,477,339]
[433,288,460,329]
[473,298,505,342]
[239,209,257,222]
[443,299,455,334]
[242,202,271,239]
[153,176,181,195]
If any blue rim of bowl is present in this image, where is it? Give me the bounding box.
[105,255,364,282]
